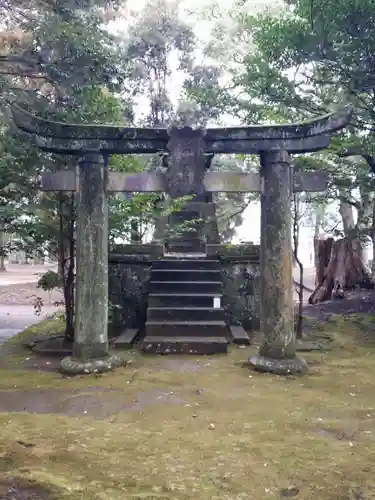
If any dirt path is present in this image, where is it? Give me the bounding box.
[0,264,63,305]
[0,265,63,346]
[0,305,59,347]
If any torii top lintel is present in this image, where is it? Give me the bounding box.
[12,105,352,155]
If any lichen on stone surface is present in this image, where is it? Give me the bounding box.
[221,263,260,330]
[60,354,123,375]
[108,259,152,335]
[248,353,308,375]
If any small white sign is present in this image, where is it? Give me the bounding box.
[213,297,221,309]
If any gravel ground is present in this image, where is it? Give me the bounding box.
[0,265,64,345]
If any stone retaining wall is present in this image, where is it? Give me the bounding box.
[108,244,163,335]
[212,244,260,330]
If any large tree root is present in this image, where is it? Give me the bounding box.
[308,237,374,305]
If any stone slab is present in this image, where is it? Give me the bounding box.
[145,320,228,337]
[207,135,331,154]
[33,134,331,155]
[14,104,351,144]
[147,306,225,322]
[149,280,222,294]
[31,336,72,356]
[148,293,222,308]
[113,329,139,349]
[206,244,260,262]
[111,243,164,257]
[40,171,328,194]
[166,243,206,253]
[108,254,156,264]
[141,336,228,354]
[163,252,207,258]
[152,259,219,270]
[41,171,166,192]
[204,172,260,192]
[150,269,221,282]
[34,134,333,155]
[229,325,250,345]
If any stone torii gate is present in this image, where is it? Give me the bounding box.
[12,106,351,375]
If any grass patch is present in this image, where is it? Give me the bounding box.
[6,316,65,347]
[0,316,375,498]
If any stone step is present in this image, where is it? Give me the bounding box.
[147,307,225,322]
[145,320,228,337]
[153,259,219,270]
[163,252,207,258]
[168,230,202,237]
[168,230,201,238]
[166,235,205,248]
[151,269,222,282]
[167,243,206,253]
[113,328,139,349]
[167,237,202,245]
[148,293,222,308]
[149,281,222,294]
[141,336,228,355]
[228,325,250,346]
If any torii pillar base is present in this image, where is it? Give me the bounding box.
[60,355,123,376]
[248,354,308,376]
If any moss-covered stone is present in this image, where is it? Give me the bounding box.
[254,150,303,373]
[59,354,123,375]
[74,152,109,355]
[221,261,260,330]
[248,353,308,375]
[207,243,259,261]
[13,104,352,143]
[108,248,162,334]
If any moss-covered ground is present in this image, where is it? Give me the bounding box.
[0,314,375,499]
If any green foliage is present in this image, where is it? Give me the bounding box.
[239,0,375,126]
[229,0,375,240]
[125,0,196,126]
[37,270,62,291]
[0,0,134,263]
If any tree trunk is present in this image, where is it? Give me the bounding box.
[292,193,303,339]
[309,237,374,304]
[313,203,326,286]
[371,200,375,274]
[58,195,75,343]
[64,196,75,343]
[0,228,6,272]
[315,237,334,291]
[339,200,355,235]
[339,197,368,264]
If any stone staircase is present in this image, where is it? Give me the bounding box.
[166,209,205,254]
[141,256,229,354]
